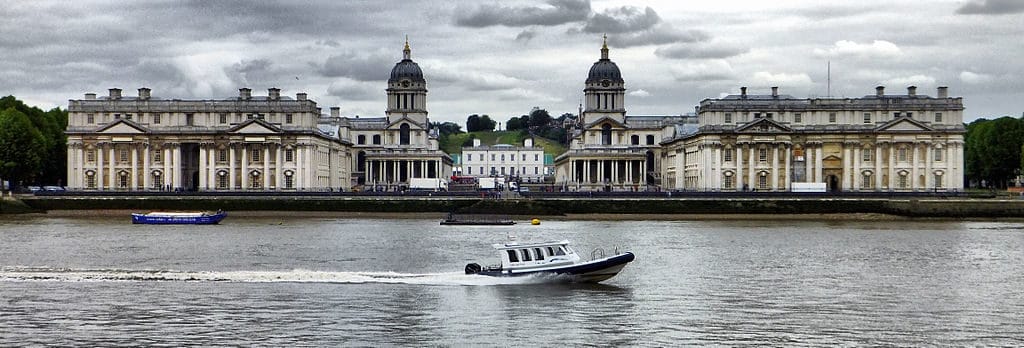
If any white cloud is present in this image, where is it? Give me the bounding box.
[749,72,814,88]
[813,40,902,59]
[628,89,651,97]
[670,60,735,81]
[959,71,993,84]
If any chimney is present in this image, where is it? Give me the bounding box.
[296,93,307,101]
[330,107,340,117]
[473,138,482,147]
[239,88,252,100]
[108,88,122,99]
[771,86,779,98]
[138,87,151,100]
[268,87,280,100]
[524,138,534,147]
[740,86,747,98]
[875,86,885,97]
[907,86,917,97]
[937,86,948,98]
[85,93,96,100]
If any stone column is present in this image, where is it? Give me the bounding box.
[131,146,138,189]
[77,145,86,188]
[946,144,954,189]
[108,146,116,190]
[748,144,756,189]
[715,147,723,190]
[173,144,182,190]
[276,144,283,189]
[911,144,920,191]
[874,145,882,190]
[852,146,860,191]
[241,145,248,190]
[842,145,852,190]
[770,145,779,190]
[640,159,647,186]
[584,160,590,184]
[263,145,270,189]
[97,144,105,190]
[815,145,823,184]
[198,145,207,190]
[66,144,75,189]
[888,144,896,190]
[229,144,237,190]
[783,144,791,190]
[925,145,933,190]
[142,145,151,190]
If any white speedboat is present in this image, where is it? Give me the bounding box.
[464,240,634,283]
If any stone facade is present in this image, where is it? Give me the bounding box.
[462,139,545,181]
[66,88,350,191]
[662,86,965,192]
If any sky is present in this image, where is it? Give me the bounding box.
[2,0,1022,125]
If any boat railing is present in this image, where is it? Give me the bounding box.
[591,248,605,261]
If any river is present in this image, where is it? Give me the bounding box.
[1,214,1023,346]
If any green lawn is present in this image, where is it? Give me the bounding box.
[441,131,566,157]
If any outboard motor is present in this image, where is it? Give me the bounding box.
[465,263,482,274]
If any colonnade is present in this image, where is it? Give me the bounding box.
[364,159,440,187]
[566,159,647,188]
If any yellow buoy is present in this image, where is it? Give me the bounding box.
[531,218,541,225]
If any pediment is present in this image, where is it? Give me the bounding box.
[228,119,281,134]
[876,117,934,132]
[96,119,147,134]
[386,117,426,130]
[735,118,792,133]
[584,116,627,130]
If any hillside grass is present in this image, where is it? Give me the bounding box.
[441,131,566,157]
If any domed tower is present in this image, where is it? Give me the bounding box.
[386,37,428,125]
[583,35,626,124]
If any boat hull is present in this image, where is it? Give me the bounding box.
[474,252,635,283]
[131,212,227,225]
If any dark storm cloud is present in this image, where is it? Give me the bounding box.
[316,52,396,81]
[956,0,1024,15]
[575,6,710,47]
[454,0,591,27]
[654,43,747,59]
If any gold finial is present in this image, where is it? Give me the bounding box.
[404,35,410,51]
[602,34,607,49]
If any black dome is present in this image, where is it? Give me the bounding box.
[389,59,425,83]
[586,59,623,84]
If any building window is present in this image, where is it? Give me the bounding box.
[218,149,228,162]
[863,113,871,123]
[898,173,908,189]
[372,135,381,145]
[522,154,526,161]
[793,113,802,123]
[863,149,872,162]
[125,114,133,120]
[251,147,261,162]
[151,114,160,124]
[935,174,944,188]
[119,149,129,163]
[601,124,612,145]
[285,114,293,124]
[766,113,773,120]
[154,151,162,163]
[217,173,228,189]
[631,135,639,145]
[934,113,943,123]
[758,173,768,190]
[86,149,96,162]
[758,148,768,162]
[220,113,228,124]
[534,154,539,161]
[723,175,734,189]
[152,173,163,190]
[467,167,472,175]
[87,114,95,124]
[285,149,294,162]
[724,149,733,162]
[906,112,913,118]
[479,166,483,175]
[862,174,872,189]
[399,123,410,145]
[934,149,943,162]
[898,147,908,162]
[646,135,655,145]
[724,113,732,123]
[894,112,901,118]
[118,172,129,188]
[829,112,837,123]
[534,167,539,174]
[491,154,495,161]
[500,154,505,161]
[86,172,96,188]
[249,172,261,189]
[185,113,194,126]
[753,112,762,119]
[114,113,121,119]
[284,173,294,189]
[357,135,366,144]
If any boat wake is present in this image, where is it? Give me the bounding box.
[0,267,575,286]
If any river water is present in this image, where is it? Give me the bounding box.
[1,214,1023,346]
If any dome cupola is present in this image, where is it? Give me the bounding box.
[586,35,623,84]
[389,38,425,83]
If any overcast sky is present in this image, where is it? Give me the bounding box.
[2,0,1022,125]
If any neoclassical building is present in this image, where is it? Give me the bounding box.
[65,88,351,191]
[342,40,453,190]
[462,138,546,181]
[662,86,965,192]
[553,38,694,191]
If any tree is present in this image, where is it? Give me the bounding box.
[430,121,463,136]
[0,96,68,186]
[506,117,523,131]
[477,114,496,132]
[965,116,1024,188]
[528,108,553,129]
[466,114,480,132]
[0,108,46,190]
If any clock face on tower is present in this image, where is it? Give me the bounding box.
[401,80,410,88]
[601,79,610,87]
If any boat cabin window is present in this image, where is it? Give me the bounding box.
[507,250,519,263]
[547,247,556,256]
[555,247,566,256]
[521,249,532,261]
[534,248,544,260]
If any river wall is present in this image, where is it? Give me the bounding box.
[13,195,1024,218]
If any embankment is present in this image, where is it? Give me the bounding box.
[13,195,1024,219]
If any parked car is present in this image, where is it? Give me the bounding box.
[43,186,65,192]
